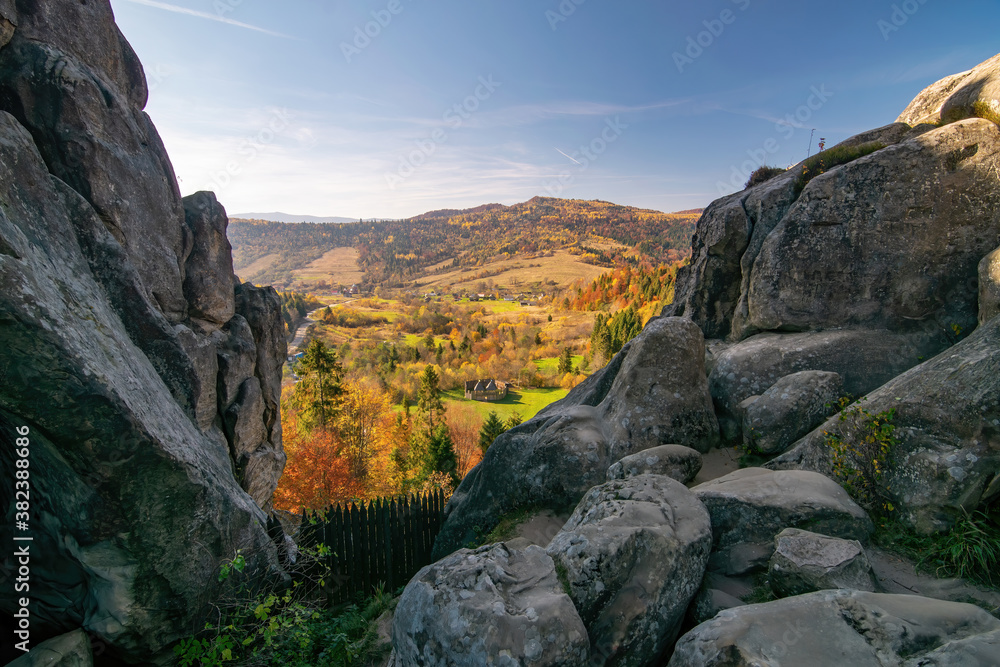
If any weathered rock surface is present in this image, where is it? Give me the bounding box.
[606,445,703,484]
[743,371,842,455]
[710,329,943,442]
[0,0,188,321]
[0,3,286,661]
[182,192,236,330]
[897,52,1000,126]
[669,590,1000,667]
[667,192,752,340]
[770,315,1000,533]
[546,475,712,666]
[691,469,872,575]
[687,587,746,627]
[768,528,875,598]
[433,317,717,558]
[7,629,92,667]
[747,118,1000,336]
[392,543,589,666]
[982,245,1000,324]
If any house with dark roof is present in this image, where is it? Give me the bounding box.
[464,379,508,402]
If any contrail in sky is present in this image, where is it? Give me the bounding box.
[120,0,294,39]
[555,148,582,165]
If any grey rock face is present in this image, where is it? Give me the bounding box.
[0,110,279,661]
[981,245,1000,325]
[433,317,717,558]
[182,192,236,330]
[392,543,589,667]
[747,119,1000,336]
[606,445,703,484]
[0,4,287,661]
[691,469,873,575]
[669,590,1000,667]
[743,371,843,455]
[770,316,1000,534]
[546,475,713,666]
[768,528,875,598]
[897,52,1000,126]
[667,193,752,340]
[6,629,92,667]
[0,0,188,321]
[710,329,943,442]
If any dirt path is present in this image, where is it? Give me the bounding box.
[288,307,326,354]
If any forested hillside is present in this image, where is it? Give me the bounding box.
[228,197,699,288]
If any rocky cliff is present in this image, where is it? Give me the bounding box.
[0,1,286,662]
[402,53,1000,666]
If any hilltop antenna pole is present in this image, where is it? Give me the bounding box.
[807,129,816,158]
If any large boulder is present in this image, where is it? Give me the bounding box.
[546,475,712,666]
[768,528,876,598]
[668,590,1000,667]
[691,469,873,575]
[391,543,589,666]
[606,445,702,484]
[897,52,1000,126]
[433,317,718,558]
[742,371,843,455]
[982,244,1000,325]
[709,329,943,442]
[746,118,1000,336]
[770,315,1000,533]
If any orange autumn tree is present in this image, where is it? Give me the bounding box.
[273,409,364,512]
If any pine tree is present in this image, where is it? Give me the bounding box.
[505,412,523,430]
[479,411,505,454]
[291,339,344,431]
[558,347,574,374]
[417,365,445,430]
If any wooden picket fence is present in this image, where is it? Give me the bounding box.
[298,489,447,604]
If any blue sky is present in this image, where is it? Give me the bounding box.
[109,0,1000,219]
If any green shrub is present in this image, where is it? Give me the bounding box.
[744,165,787,190]
[174,545,396,666]
[941,101,1000,127]
[794,142,886,197]
[824,398,899,521]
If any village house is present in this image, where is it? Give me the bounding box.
[464,379,508,402]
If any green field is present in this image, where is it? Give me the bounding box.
[534,355,585,373]
[442,387,569,423]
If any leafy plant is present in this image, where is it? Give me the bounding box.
[794,142,886,196]
[174,544,396,666]
[824,398,899,520]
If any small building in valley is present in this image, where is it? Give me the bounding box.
[464,379,508,402]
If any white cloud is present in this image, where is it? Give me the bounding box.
[118,0,294,39]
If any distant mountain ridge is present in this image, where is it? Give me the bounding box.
[231,212,362,224]
[228,196,700,288]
